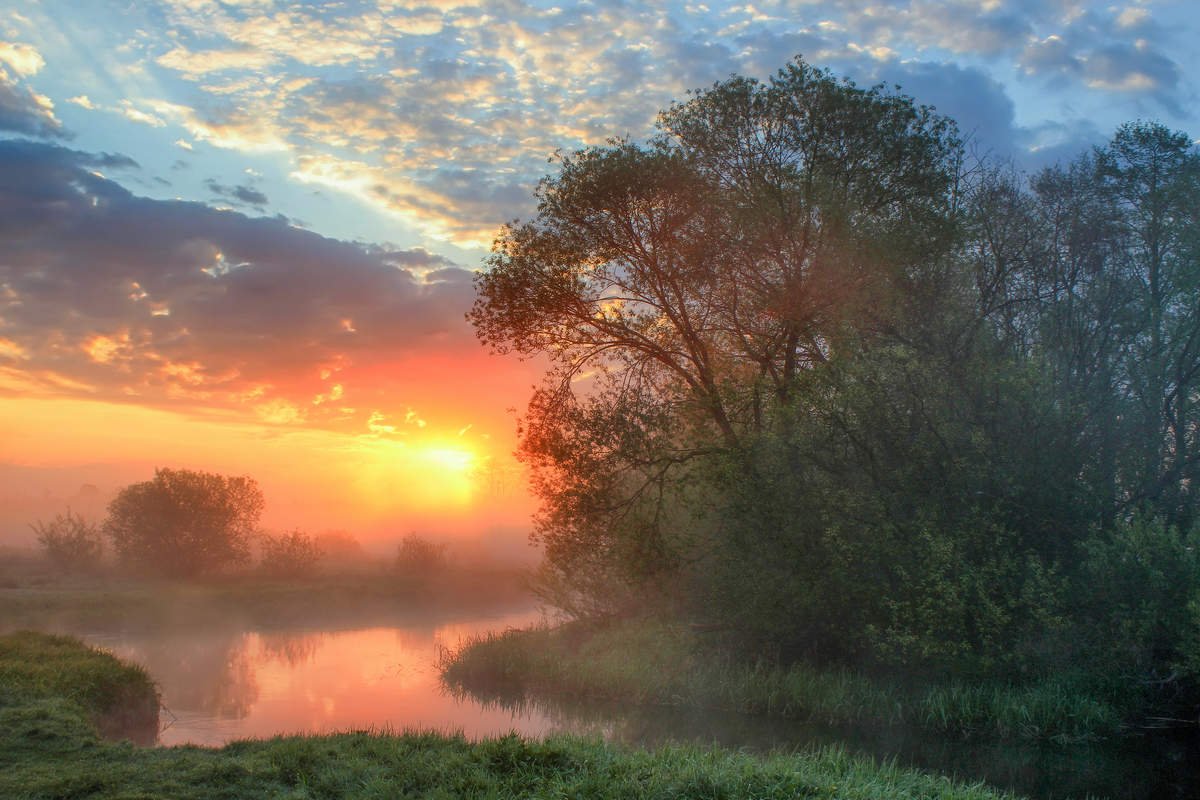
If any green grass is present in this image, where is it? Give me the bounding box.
[0,728,1020,800]
[439,619,1123,743]
[0,631,159,743]
[0,630,1018,799]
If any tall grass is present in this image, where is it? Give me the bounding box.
[440,619,1124,742]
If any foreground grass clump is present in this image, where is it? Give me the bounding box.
[0,630,1016,799]
[0,631,159,743]
[440,619,1123,742]
[0,729,1018,800]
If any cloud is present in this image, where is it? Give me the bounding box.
[156,46,276,79]
[19,0,1190,250]
[0,140,492,433]
[0,42,45,76]
[0,74,66,138]
[878,60,1019,157]
[1015,6,1184,112]
[205,178,269,208]
[0,41,67,139]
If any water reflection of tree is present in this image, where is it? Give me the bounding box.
[257,631,324,667]
[123,630,260,720]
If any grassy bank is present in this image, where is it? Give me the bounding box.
[0,631,1016,799]
[0,631,159,744]
[440,619,1123,743]
[0,567,532,634]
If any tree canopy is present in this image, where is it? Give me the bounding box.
[103,467,263,578]
[472,57,1200,685]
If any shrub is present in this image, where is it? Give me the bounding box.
[31,510,104,573]
[1075,514,1200,682]
[258,530,323,578]
[395,533,447,574]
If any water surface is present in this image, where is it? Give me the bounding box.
[83,608,555,746]
[72,612,1199,800]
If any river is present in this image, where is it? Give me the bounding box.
[70,608,1198,800]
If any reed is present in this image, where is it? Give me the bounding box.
[440,618,1123,742]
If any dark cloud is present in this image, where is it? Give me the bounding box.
[1016,118,1107,171]
[878,60,1019,159]
[0,140,477,428]
[0,74,68,139]
[1016,10,1184,114]
[732,30,832,81]
[205,178,269,208]
[376,248,459,272]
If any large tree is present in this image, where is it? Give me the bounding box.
[470,57,966,620]
[473,57,1200,678]
[104,468,263,578]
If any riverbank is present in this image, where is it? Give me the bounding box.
[0,631,159,744]
[439,618,1125,743]
[0,567,532,633]
[0,631,1015,800]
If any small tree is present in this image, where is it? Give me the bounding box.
[32,510,104,573]
[313,530,368,568]
[394,533,447,574]
[104,468,263,578]
[259,530,323,578]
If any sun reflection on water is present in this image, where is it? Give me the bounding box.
[86,608,550,746]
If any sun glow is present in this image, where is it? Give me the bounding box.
[420,445,476,473]
[349,438,484,515]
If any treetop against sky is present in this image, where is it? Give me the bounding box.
[0,0,1197,536]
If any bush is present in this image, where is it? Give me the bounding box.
[258,530,323,578]
[103,467,263,578]
[1074,514,1200,682]
[313,530,367,568]
[395,533,447,574]
[31,510,104,573]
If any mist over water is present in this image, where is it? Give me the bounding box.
[62,610,1194,800]
[80,609,553,747]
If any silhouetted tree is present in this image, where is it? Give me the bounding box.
[394,533,447,574]
[258,530,323,578]
[32,509,103,573]
[472,54,1200,686]
[104,468,263,578]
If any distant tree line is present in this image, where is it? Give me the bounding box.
[471,56,1200,694]
[32,467,450,581]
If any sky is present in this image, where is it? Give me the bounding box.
[1,0,1197,548]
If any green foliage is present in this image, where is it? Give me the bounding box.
[470,52,1200,711]
[0,631,158,743]
[1074,515,1200,682]
[257,529,323,578]
[30,510,103,573]
[103,467,263,578]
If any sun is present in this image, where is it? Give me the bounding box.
[419,445,476,473]
[346,438,484,515]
